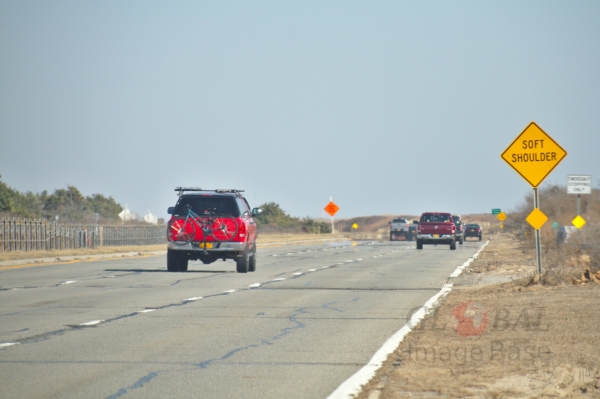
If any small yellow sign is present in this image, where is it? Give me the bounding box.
[501,122,567,188]
[572,215,586,229]
[352,223,358,230]
[499,223,504,229]
[526,208,548,230]
[497,211,507,221]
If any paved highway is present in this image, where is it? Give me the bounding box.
[0,240,485,398]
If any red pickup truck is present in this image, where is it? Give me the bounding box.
[416,212,457,250]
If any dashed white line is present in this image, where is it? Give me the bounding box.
[61,281,76,285]
[322,266,330,269]
[293,272,303,276]
[223,289,236,294]
[137,309,156,313]
[308,269,317,272]
[80,320,104,326]
[249,283,261,288]
[185,297,203,301]
[0,343,18,349]
[273,278,286,281]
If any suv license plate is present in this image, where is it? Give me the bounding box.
[432,234,440,238]
[195,242,213,249]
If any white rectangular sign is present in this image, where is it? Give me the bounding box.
[567,175,592,194]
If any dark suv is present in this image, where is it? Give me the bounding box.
[464,224,483,241]
[451,215,464,245]
[166,188,261,273]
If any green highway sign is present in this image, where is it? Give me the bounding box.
[492,209,501,215]
[552,222,559,229]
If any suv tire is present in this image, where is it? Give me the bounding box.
[248,249,256,272]
[236,250,249,273]
[459,236,464,245]
[167,249,187,272]
[450,239,456,250]
[416,239,423,250]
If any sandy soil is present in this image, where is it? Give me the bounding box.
[358,233,600,399]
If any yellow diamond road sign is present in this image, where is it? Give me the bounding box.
[496,211,507,221]
[526,208,548,230]
[501,122,567,188]
[352,223,358,230]
[572,215,586,229]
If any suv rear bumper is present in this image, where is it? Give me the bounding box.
[168,241,247,252]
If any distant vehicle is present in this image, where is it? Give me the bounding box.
[464,223,483,241]
[416,212,457,250]
[389,218,409,241]
[451,215,465,245]
[166,187,262,273]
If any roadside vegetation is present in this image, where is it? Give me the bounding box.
[504,184,600,285]
[0,175,122,223]
[253,202,331,233]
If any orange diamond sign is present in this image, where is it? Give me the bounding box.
[526,208,548,230]
[501,122,567,188]
[496,211,507,221]
[324,201,339,217]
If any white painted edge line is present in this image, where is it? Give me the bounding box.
[61,281,76,285]
[249,283,261,288]
[273,278,286,281]
[327,241,491,399]
[293,272,303,276]
[185,297,203,301]
[0,343,18,349]
[223,289,236,294]
[137,309,156,313]
[80,320,104,326]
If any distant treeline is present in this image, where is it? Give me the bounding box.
[253,202,331,233]
[0,175,122,223]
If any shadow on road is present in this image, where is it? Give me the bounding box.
[104,269,233,274]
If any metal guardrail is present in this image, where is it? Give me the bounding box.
[0,218,166,252]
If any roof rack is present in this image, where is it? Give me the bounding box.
[174,187,244,196]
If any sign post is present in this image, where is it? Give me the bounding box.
[501,122,567,276]
[324,198,339,234]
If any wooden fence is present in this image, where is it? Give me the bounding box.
[0,218,166,252]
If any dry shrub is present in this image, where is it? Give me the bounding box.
[505,185,600,286]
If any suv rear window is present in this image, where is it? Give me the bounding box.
[392,218,407,223]
[174,196,240,217]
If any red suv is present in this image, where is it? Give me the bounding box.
[166,188,261,273]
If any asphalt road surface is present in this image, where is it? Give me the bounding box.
[0,240,485,398]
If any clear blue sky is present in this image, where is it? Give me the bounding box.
[1,1,599,219]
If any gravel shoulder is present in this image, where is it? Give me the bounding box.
[358,233,600,399]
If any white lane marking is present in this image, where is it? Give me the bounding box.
[327,242,491,399]
[450,241,490,278]
[308,269,317,272]
[322,266,330,269]
[293,272,303,276]
[80,320,104,326]
[223,289,236,294]
[61,281,76,285]
[273,278,286,281]
[356,259,362,261]
[137,309,156,313]
[185,297,203,301]
[0,343,18,349]
[249,283,261,288]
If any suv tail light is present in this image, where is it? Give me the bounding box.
[230,217,247,242]
[417,225,421,233]
[451,225,456,234]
